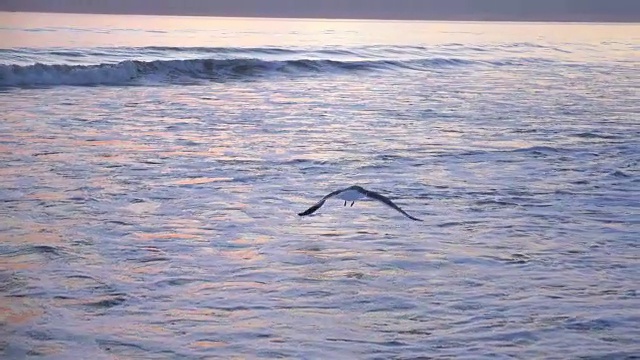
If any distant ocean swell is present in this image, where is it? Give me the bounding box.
[0,56,546,87]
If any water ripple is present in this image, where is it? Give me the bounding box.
[1,17,639,360]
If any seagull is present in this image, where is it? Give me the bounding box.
[298,185,423,221]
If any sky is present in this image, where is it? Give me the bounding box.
[1,0,639,22]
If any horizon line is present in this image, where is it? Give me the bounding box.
[2,10,639,24]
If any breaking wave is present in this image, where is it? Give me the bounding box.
[0,55,525,88]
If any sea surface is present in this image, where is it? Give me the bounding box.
[1,12,639,359]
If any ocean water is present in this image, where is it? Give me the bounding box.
[1,11,639,359]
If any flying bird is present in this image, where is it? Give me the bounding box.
[298,185,423,221]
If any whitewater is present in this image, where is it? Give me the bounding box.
[0,44,596,87]
[1,12,639,359]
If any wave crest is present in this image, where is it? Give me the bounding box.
[1,56,501,87]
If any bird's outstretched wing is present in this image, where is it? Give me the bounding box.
[362,189,423,221]
[298,189,344,216]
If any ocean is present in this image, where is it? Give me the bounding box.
[0,11,639,359]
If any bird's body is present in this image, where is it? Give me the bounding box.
[336,189,366,202]
[298,185,423,221]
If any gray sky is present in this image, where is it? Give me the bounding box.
[2,0,639,22]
